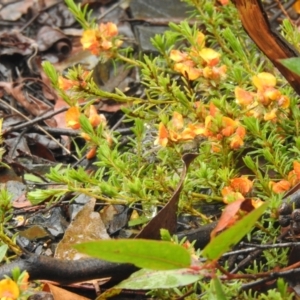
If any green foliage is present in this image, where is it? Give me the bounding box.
[202,202,268,260]
[115,268,200,290]
[0,189,13,224]
[31,0,300,298]
[64,0,95,29]
[74,239,192,270]
[279,57,300,76]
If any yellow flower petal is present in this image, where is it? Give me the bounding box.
[155,123,169,147]
[252,72,276,90]
[0,279,19,299]
[171,112,184,130]
[199,48,220,66]
[170,50,189,62]
[264,108,277,121]
[196,32,205,47]
[81,29,98,49]
[235,87,255,106]
[66,106,81,129]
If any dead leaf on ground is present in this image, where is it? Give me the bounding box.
[44,283,90,300]
[37,26,72,60]
[0,0,33,21]
[0,31,35,56]
[0,82,56,127]
[55,198,110,260]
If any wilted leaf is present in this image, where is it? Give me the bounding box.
[202,202,268,261]
[210,198,245,238]
[74,239,191,270]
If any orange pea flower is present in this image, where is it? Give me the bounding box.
[270,161,300,193]
[270,180,291,194]
[81,22,122,56]
[230,134,244,149]
[173,60,202,81]
[66,106,81,130]
[155,123,169,147]
[0,278,19,299]
[230,177,253,194]
[235,72,290,121]
[222,176,253,203]
[58,76,75,91]
[235,87,255,106]
[199,48,220,67]
[169,50,189,62]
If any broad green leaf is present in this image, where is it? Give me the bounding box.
[202,202,268,260]
[116,268,200,290]
[279,57,300,76]
[208,278,228,300]
[74,239,191,270]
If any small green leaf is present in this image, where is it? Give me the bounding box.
[0,244,8,263]
[24,174,45,184]
[116,268,200,290]
[279,57,300,76]
[202,202,268,260]
[208,278,228,300]
[74,239,191,270]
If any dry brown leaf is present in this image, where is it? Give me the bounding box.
[44,283,90,300]
[55,198,110,260]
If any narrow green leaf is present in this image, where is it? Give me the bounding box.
[116,268,200,290]
[202,202,268,260]
[24,174,45,184]
[74,239,191,270]
[208,278,228,300]
[279,57,300,76]
[0,245,8,263]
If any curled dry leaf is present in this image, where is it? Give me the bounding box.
[36,26,72,58]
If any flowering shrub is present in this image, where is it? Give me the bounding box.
[170,32,227,81]
[36,0,300,297]
[235,72,290,121]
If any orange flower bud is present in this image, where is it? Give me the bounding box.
[88,105,106,127]
[86,147,97,159]
[81,132,91,141]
